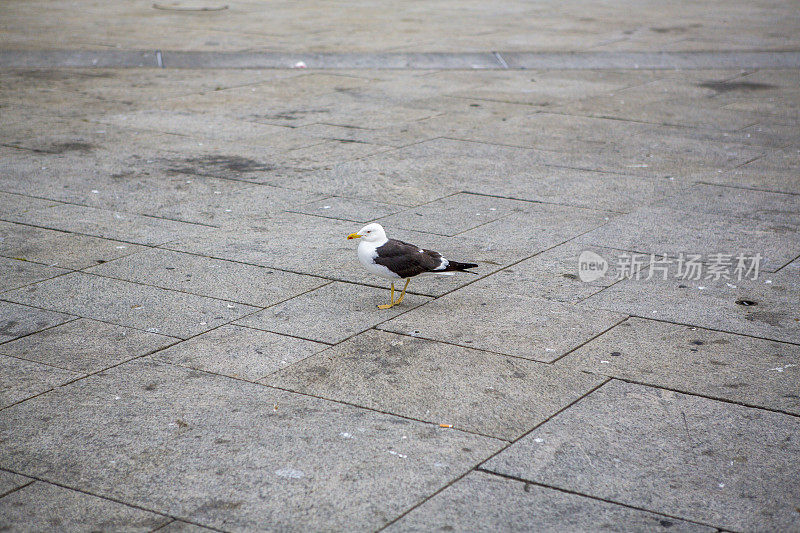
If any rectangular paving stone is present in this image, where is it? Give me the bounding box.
[0,354,82,409]
[469,242,650,304]
[0,359,503,531]
[154,324,327,381]
[374,193,530,236]
[378,285,626,362]
[237,282,431,344]
[0,257,69,293]
[291,196,408,223]
[0,318,176,374]
[0,301,74,344]
[483,380,800,531]
[3,273,258,339]
[654,183,800,227]
[6,203,213,246]
[386,470,713,533]
[87,248,327,307]
[0,481,169,531]
[578,206,800,272]
[582,272,800,344]
[557,317,800,414]
[0,221,147,270]
[0,471,31,497]
[264,330,604,440]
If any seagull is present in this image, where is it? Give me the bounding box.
[347,223,478,309]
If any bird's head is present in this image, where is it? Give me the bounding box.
[347,223,386,243]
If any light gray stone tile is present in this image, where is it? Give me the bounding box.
[558,317,800,414]
[0,257,69,293]
[0,482,169,532]
[157,521,217,533]
[375,193,530,236]
[578,206,800,272]
[0,221,147,270]
[87,248,327,307]
[155,324,327,381]
[483,380,800,531]
[378,285,626,362]
[0,191,61,218]
[0,301,74,344]
[3,273,258,339]
[264,330,604,440]
[0,471,31,497]
[0,359,503,531]
[581,272,800,344]
[0,354,82,409]
[0,318,176,374]
[655,183,800,226]
[236,282,431,344]
[387,471,713,533]
[469,242,649,304]
[291,196,406,223]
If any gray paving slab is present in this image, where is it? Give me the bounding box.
[236,282,431,344]
[374,193,530,236]
[386,470,713,533]
[558,317,800,414]
[5,202,214,247]
[157,521,217,533]
[0,257,69,293]
[0,318,176,374]
[0,471,31,497]
[0,481,169,532]
[0,301,74,344]
[698,167,800,195]
[264,330,604,440]
[501,51,800,70]
[578,206,800,273]
[290,196,406,223]
[0,354,82,409]
[483,380,800,531]
[0,359,503,532]
[154,324,327,381]
[582,271,800,344]
[0,191,61,218]
[469,242,649,304]
[378,284,626,362]
[2,273,258,339]
[0,221,147,270]
[0,50,159,68]
[654,183,800,226]
[87,248,327,307]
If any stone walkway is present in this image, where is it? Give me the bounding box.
[1,1,799,531]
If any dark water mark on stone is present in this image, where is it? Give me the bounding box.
[698,80,776,93]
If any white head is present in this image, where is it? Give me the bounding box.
[347,223,387,243]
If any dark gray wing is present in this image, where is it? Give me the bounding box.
[373,239,444,278]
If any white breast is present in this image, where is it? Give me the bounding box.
[357,239,401,279]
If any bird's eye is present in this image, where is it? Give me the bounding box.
[366,230,371,233]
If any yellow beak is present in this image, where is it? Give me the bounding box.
[347,233,362,240]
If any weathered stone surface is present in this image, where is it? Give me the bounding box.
[3,273,257,339]
[0,482,169,532]
[379,285,626,362]
[264,330,604,440]
[581,272,800,344]
[88,248,327,307]
[0,257,69,293]
[558,317,800,414]
[291,196,406,223]
[0,301,74,344]
[0,471,31,497]
[237,282,431,344]
[0,354,82,409]
[154,324,327,381]
[387,471,714,532]
[0,221,146,270]
[0,360,502,531]
[0,318,176,374]
[578,206,800,272]
[483,380,800,531]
